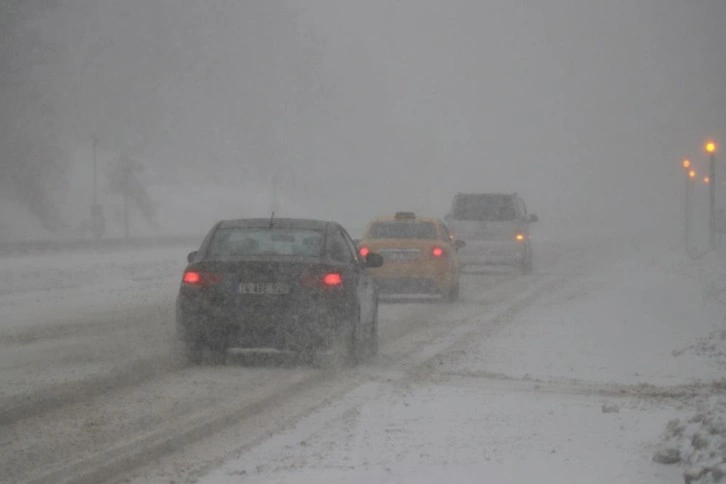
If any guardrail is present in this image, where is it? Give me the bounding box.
[0,235,204,257]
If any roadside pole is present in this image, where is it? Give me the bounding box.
[709,152,716,250]
[703,142,717,250]
[685,170,691,248]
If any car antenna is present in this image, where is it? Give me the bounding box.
[269,211,275,228]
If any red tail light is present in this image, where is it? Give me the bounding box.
[323,273,343,286]
[301,272,344,288]
[431,247,444,257]
[359,246,370,258]
[183,271,201,284]
[182,271,222,286]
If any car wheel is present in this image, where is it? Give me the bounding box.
[205,344,227,365]
[180,337,227,366]
[178,339,203,365]
[446,280,460,302]
[368,302,379,357]
[345,310,361,367]
[521,256,533,275]
[314,310,359,368]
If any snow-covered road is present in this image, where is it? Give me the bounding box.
[0,247,189,424]
[2,239,724,484]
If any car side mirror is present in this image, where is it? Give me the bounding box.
[365,253,384,268]
[187,250,198,263]
[454,240,466,250]
[528,214,538,223]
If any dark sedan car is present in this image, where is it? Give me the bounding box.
[176,218,383,366]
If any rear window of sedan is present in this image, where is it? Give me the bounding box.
[207,228,325,257]
[453,194,516,221]
[367,222,437,240]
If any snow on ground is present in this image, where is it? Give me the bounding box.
[442,252,725,386]
[3,238,725,483]
[0,245,190,332]
[0,243,196,425]
[190,243,724,484]
[200,379,681,484]
[648,249,726,484]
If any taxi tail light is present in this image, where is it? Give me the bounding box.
[182,270,222,286]
[431,246,445,258]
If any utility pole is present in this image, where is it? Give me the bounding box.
[706,141,718,250]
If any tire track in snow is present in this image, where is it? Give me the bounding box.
[7,271,553,484]
[105,274,563,484]
[0,271,515,427]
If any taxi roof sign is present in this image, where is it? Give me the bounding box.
[394,212,416,221]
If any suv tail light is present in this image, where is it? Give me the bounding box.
[182,271,222,286]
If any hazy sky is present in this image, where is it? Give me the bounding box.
[14,0,726,236]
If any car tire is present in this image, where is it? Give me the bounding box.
[205,344,227,365]
[521,257,533,275]
[446,280,460,302]
[368,302,379,357]
[178,336,227,366]
[345,310,360,367]
[178,339,203,365]
[313,310,359,369]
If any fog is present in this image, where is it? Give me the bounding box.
[2,0,726,240]
[6,4,726,482]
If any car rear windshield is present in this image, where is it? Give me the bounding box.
[367,222,437,240]
[452,194,516,221]
[207,227,325,257]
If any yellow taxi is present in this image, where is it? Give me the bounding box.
[357,212,465,301]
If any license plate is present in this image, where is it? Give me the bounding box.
[380,250,420,261]
[239,283,290,295]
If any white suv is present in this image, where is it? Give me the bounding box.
[444,193,537,273]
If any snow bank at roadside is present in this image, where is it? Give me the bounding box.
[654,249,726,483]
[691,255,726,308]
[655,396,726,484]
